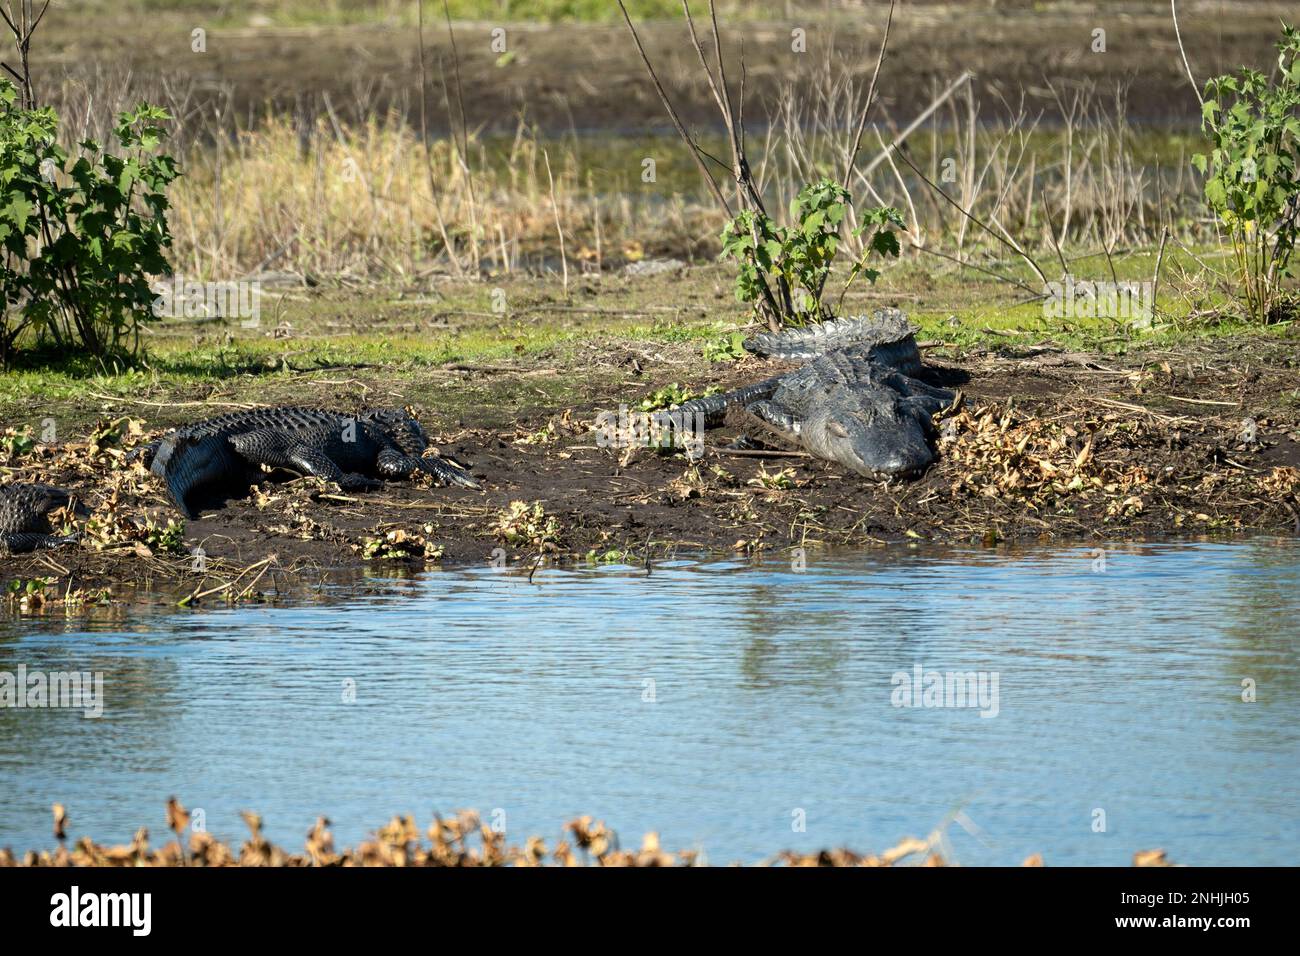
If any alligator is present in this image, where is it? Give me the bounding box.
[674,309,957,478]
[137,406,478,519]
[0,483,89,554]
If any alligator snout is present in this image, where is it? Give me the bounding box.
[871,453,931,480]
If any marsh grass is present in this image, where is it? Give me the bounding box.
[17,34,1286,380]
[770,61,1213,266]
[201,116,1208,289]
[40,59,1228,297]
[167,106,720,280]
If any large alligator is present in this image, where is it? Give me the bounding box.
[674,309,957,478]
[0,483,88,554]
[137,406,478,518]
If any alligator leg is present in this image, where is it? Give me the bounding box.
[902,394,953,424]
[727,408,804,454]
[287,446,383,491]
[376,448,480,488]
[229,431,382,492]
[127,439,161,469]
[716,400,806,453]
[885,371,957,408]
[746,400,802,437]
[0,532,80,554]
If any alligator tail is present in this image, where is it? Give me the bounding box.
[672,375,784,428]
[0,531,82,554]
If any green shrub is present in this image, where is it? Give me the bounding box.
[1193,23,1300,322]
[0,79,179,367]
[718,178,903,326]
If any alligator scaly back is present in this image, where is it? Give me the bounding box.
[665,309,955,478]
[742,308,920,371]
[147,405,478,518]
[674,309,923,426]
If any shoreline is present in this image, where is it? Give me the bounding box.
[4,319,1298,609]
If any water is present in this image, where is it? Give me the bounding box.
[2,539,1297,865]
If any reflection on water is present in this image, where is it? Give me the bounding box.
[1,539,1297,865]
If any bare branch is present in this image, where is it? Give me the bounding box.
[30,0,50,36]
[1171,1,1204,107]
[894,145,1049,285]
[416,1,464,276]
[841,0,895,192]
[617,0,732,216]
[681,1,732,168]
[861,71,973,179]
[440,0,480,270]
[620,0,786,328]
[1039,192,1070,277]
[912,245,1044,297]
[543,148,569,297]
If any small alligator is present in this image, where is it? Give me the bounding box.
[137,406,478,518]
[675,309,957,478]
[0,483,88,554]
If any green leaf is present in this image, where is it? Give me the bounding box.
[870,229,901,258]
[5,195,32,232]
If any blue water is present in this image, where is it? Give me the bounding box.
[1,539,1297,865]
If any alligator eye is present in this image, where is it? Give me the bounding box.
[827,421,850,438]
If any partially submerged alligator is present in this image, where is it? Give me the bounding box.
[138,406,478,518]
[0,483,88,554]
[675,309,957,478]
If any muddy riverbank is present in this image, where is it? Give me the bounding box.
[3,324,1297,607]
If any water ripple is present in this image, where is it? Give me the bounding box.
[1,538,1297,864]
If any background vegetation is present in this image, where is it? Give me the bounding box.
[0,1,1293,372]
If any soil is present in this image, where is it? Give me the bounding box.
[4,328,1298,608]
[34,2,1297,134]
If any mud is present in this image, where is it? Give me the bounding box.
[3,330,1297,607]
[35,2,1295,134]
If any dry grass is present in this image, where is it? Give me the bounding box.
[771,61,1207,266]
[38,66,1216,288]
[5,799,1179,867]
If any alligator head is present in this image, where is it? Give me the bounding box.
[798,383,942,479]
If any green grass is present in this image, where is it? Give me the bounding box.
[1,246,1290,433]
[0,274,730,429]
